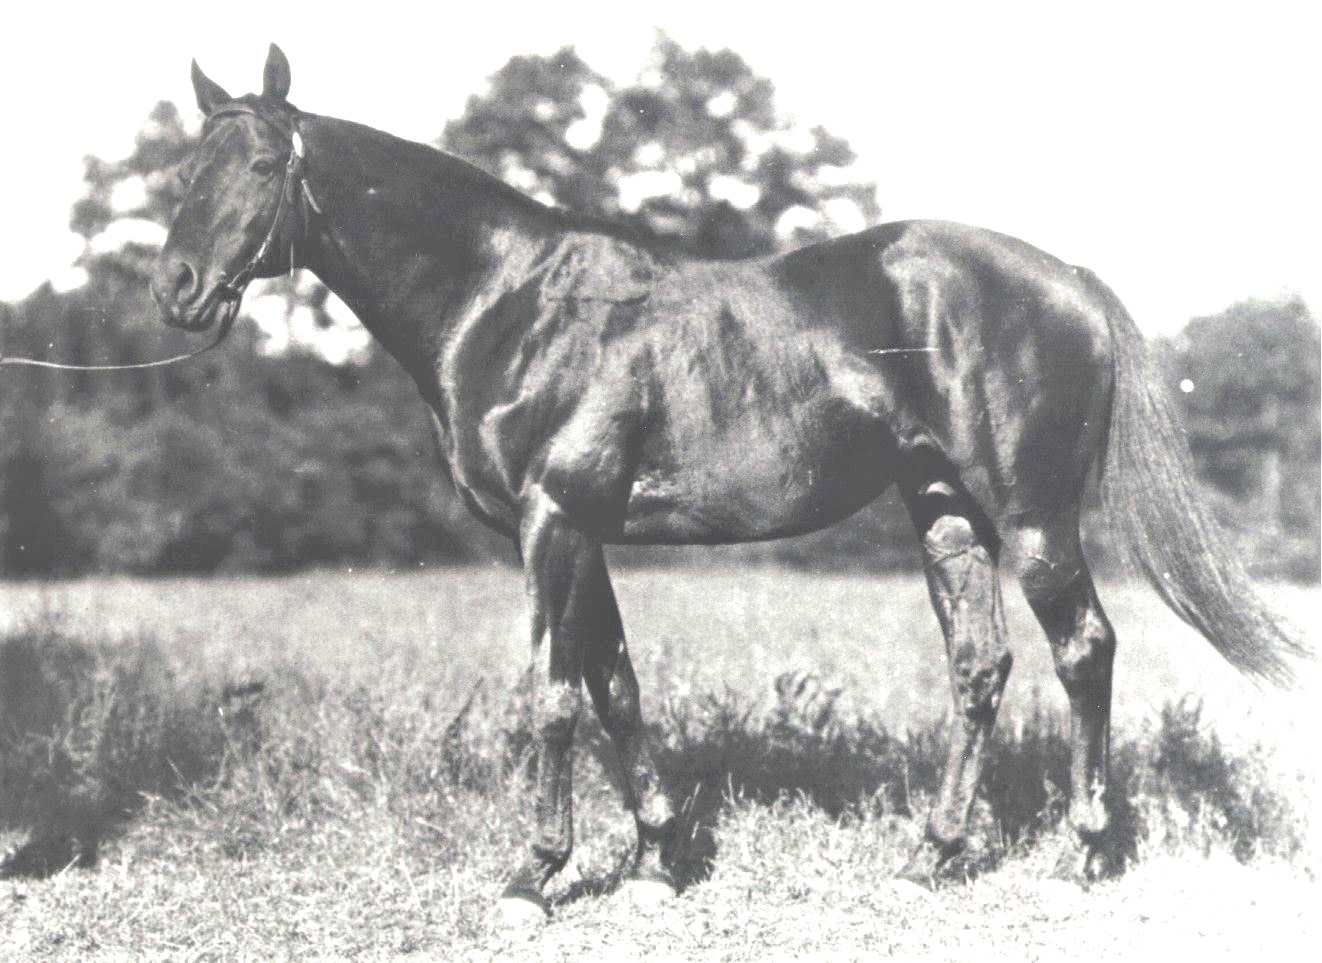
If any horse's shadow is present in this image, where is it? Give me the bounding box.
[0,628,263,880]
[565,682,1141,901]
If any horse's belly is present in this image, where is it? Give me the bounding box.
[621,419,894,544]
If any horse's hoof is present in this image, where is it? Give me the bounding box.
[493,892,550,927]
[1051,835,1121,888]
[887,877,935,904]
[0,835,93,879]
[621,876,676,908]
[894,839,948,891]
[1083,840,1123,882]
[894,862,937,891]
[1049,848,1086,887]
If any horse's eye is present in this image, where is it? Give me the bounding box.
[251,157,279,177]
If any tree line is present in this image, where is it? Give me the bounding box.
[1,37,1316,579]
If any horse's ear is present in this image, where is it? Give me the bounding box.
[191,59,231,115]
[262,43,292,101]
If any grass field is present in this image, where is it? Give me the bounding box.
[0,565,1318,960]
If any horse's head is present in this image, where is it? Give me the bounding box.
[152,44,306,332]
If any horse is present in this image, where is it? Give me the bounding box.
[152,45,1304,922]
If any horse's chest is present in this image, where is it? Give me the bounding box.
[430,394,521,533]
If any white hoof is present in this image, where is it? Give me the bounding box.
[493,895,549,928]
[621,877,677,908]
[887,878,935,904]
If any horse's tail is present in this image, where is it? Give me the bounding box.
[1096,278,1307,685]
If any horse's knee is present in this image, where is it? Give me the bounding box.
[1016,545,1115,687]
[532,681,581,748]
[923,513,980,560]
[923,514,1011,720]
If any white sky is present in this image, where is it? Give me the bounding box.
[1,0,1318,334]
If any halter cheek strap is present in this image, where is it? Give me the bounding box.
[218,126,313,299]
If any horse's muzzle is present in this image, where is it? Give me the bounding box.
[150,276,238,333]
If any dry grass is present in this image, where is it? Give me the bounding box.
[0,567,1317,960]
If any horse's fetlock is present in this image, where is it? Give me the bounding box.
[606,674,641,726]
[532,686,581,748]
[536,714,578,749]
[1071,793,1110,842]
[532,842,572,877]
[925,816,969,857]
[636,788,675,833]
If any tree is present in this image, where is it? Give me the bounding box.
[1162,296,1321,579]
[443,34,881,259]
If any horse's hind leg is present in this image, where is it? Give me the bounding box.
[899,473,1012,884]
[579,562,677,901]
[1010,513,1117,878]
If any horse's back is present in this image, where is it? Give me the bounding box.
[643,221,1116,536]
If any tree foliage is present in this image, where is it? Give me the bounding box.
[1161,296,1321,579]
[444,35,881,259]
[0,38,1315,580]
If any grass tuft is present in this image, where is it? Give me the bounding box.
[0,622,261,875]
[2,625,1306,889]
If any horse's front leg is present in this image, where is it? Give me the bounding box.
[578,552,677,903]
[496,492,597,922]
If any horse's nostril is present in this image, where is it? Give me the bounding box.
[173,260,201,305]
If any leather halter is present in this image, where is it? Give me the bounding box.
[206,103,322,303]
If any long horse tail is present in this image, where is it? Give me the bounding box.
[1095,277,1308,685]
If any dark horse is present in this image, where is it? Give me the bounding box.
[153,46,1303,920]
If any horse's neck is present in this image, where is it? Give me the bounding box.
[296,114,550,384]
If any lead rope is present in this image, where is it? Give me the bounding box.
[0,314,237,372]
[0,128,312,373]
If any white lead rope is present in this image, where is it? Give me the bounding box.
[0,312,237,372]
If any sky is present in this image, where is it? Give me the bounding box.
[1,0,1318,335]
